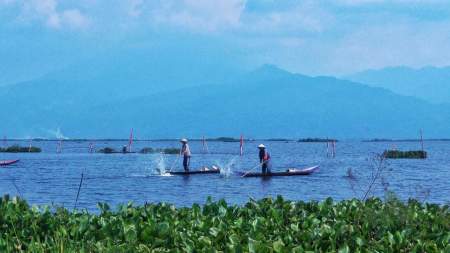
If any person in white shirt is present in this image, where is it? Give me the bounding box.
[180,138,191,171]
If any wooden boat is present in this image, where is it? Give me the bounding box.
[0,159,20,166]
[169,166,220,175]
[240,165,319,178]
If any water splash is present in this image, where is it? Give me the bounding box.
[151,153,172,176]
[47,127,69,139]
[217,156,238,178]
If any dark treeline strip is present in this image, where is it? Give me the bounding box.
[298,138,338,143]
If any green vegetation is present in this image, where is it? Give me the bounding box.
[139,147,180,154]
[0,145,41,153]
[0,195,448,252]
[97,147,116,154]
[383,150,427,159]
[208,137,240,142]
[298,138,338,143]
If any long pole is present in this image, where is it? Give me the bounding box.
[420,129,424,152]
[202,136,209,154]
[239,135,244,156]
[88,142,94,153]
[74,172,84,210]
[168,153,181,173]
[241,161,265,178]
[28,138,33,152]
[128,128,133,153]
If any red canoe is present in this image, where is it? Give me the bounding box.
[0,160,20,166]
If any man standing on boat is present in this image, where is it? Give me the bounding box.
[180,139,191,172]
[258,144,271,174]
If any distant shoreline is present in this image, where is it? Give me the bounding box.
[363,138,450,142]
[2,138,450,142]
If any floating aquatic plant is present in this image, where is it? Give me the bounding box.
[97,147,116,154]
[0,195,448,252]
[0,145,41,153]
[140,147,180,154]
[383,150,427,159]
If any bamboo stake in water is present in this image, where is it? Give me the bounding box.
[74,172,84,210]
[420,129,424,152]
[10,178,22,198]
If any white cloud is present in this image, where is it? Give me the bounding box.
[4,0,90,29]
[0,0,17,4]
[327,21,450,73]
[148,0,246,32]
[61,9,89,29]
[128,0,144,17]
[3,0,450,75]
[240,0,334,35]
[332,0,447,5]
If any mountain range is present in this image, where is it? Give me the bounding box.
[1,57,450,139]
[347,66,450,104]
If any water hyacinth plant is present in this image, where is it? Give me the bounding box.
[97,147,116,154]
[140,147,180,154]
[383,150,427,159]
[0,145,41,153]
[0,195,448,252]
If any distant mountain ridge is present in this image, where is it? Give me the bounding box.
[347,66,450,104]
[1,63,450,139]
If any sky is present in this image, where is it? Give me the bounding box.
[1,0,450,85]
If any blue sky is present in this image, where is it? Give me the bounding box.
[1,0,450,85]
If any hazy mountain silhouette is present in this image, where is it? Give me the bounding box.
[347,66,450,104]
[2,63,448,139]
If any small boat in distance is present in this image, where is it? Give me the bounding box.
[240,165,319,178]
[0,159,20,166]
[169,166,220,175]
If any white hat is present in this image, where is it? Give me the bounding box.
[180,138,188,143]
[258,144,265,148]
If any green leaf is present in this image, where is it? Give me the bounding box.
[273,239,285,252]
[338,244,350,253]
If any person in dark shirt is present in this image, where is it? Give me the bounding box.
[258,144,271,174]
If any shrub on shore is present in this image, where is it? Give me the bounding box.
[0,195,448,252]
[0,145,41,153]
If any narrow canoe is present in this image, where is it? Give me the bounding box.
[0,160,20,166]
[169,168,220,175]
[241,165,319,178]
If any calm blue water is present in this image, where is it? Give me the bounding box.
[1,140,449,211]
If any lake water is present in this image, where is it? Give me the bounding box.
[1,140,449,211]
